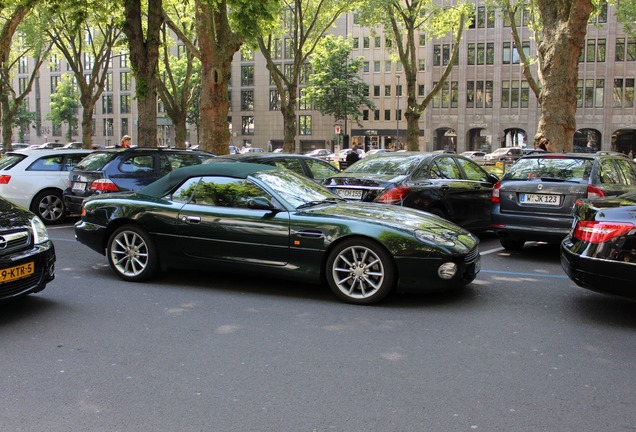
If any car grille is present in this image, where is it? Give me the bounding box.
[465,246,479,264]
[0,229,31,256]
[0,271,43,299]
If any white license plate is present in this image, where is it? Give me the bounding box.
[519,193,560,205]
[336,189,363,200]
[71,182,86,192]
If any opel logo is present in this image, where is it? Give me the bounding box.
[0,236,6,249]
[537,184,544,191]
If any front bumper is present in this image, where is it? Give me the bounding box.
[0,241,55,302]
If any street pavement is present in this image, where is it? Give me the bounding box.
[1,224,634,431]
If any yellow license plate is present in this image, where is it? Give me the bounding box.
[0,262,34,284]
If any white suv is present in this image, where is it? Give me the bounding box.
[483,146,524,165]
[0,149,93,224]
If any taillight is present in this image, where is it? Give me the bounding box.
[586,185,605,199]
[573,220,634,243]
[491,181,501,203]
[376,186,411,204]
[0,175,10,184]
[90,179,119,192]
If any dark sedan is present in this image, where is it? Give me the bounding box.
[323,152,498,233]
[0,197,55,302]
[221,152,340,183]
[561,192,636,301]
[74,163,480,305]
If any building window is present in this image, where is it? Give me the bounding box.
[241,65,254,86]
[103,118,113,136]
[363,110,369,121]
[581,39,606,62]
[83,53,94,70]
[363,61,369,73]
[419,34,426,46]
[52,123,62,136]
[102,94,113,114]
[613,78,635,108]
[385,61,392,72]
[396,109,402,121]
[299,115,312,135]
[273,39,282,59]
[50,75,61,93]
[384,85,391,97]
[374,110,380,120]
[269,90,280,111]
[503,41,530,64]
[470,6,495,29]
[433,44,457,66]
[616,38,636,62]
[352,37,359,49]
[374,86,380,97]
[374,61,381,72]
[284,38,293,59]
[18,77,28,94]
[241,90,254,111]
[418,85,425,96]
[384,110,391,121]
[241,116,254,135]
[121,118,129,136]
[50,55,61,72]
[374,36,381,48]
[120,95,130,114]
[120,53,129,69]
[299,89,311,110]
[105,72,113,91]
[18,57,28,74]
[418,59,426,71]
[121,72,131,91]
[363,36,370,48]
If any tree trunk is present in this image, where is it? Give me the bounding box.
[1,96,13,151]
[195,0,241,155]
[282,90,298,153]
[122,0,163,148]
[405,109,421,150]
[535,0,593,152]
[173,113,188,149]
[81,101,95,149]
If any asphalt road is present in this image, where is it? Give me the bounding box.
[1,223,634,432]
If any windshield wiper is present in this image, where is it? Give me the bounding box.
[296,198,344,209]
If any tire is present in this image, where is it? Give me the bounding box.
[31,190,65,225]
[500,238,525,251]
[106,225,158,282]
[325,238,396,305]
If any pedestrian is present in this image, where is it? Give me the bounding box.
[629,150,634,159]
[345,147,360,165]
[267,140,273,152]
[118,135,132,148]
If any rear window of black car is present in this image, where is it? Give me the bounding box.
[345,155,423,175]
[504,157,593,182]
[74,152,117,170]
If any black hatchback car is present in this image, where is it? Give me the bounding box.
[64,147,212,215]
[561,192,636,300]
[0,197,55,302]
[491,152,636,250]
[323,152,499,232]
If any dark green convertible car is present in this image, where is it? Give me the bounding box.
[74,162,480,304]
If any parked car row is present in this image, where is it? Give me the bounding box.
[2,145,635,304]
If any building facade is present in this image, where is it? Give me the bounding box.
[11,1,636,155]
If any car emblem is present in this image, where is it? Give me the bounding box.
[537,184,544,191]
[0,236,6,249]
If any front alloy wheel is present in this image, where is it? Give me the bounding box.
[107,225,158,281]
[326,238,396,305]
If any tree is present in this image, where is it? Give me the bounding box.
[122,0,163,147]
[357,0,472,151]
[47,74,80,142]
[166,0,279,155]
[492,0,595,152]
[0,0,42,152]
[257,0,361,153]
[12,104,37,142]
[157,1,200,148]
[303,35,375,130]
[45,0,123,148]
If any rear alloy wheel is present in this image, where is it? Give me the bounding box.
[326,238,396,305]
[500,238,525,251]
[107,225,158,281]
[31,190,65,224]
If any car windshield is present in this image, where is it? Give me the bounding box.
[0,153,26,170]
[74,152,117,170]
[504,157,593,182]
[343,155,423,175]
[253,169,340,209]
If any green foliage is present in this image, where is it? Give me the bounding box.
[46,74,80,141]
[304,35,375,125]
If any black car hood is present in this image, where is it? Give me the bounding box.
[297,201,478,251]
[0,198,32,229]
[325,172,408,187]
[575,192,636,222]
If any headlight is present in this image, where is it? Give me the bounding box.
[414,229,457,247]
[31,216,50,244]
[438,262,458,279]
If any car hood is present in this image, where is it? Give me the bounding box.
[325,172,408,187]
[574,193,636,222]
[0,198,32,229]
[297,201,478,252]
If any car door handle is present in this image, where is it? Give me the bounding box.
[182,215,201,223]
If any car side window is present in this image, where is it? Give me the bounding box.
[188,177,267,208]
[305,159,339,180]
[119,155,155,173]
[27,155,63,171]
[457,158,488,182]
[64,154,88,171]
[172,178,201,203]
[161,153,204,174]
[273,158,304,176]
[614,159,636,185]
[599,160,621,184]
[430,157,461,179]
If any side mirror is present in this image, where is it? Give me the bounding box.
[248,197,276,210]
[487,173,500,184]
